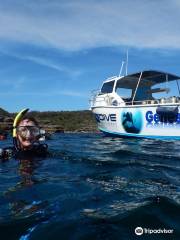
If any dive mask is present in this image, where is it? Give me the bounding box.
[16,126,40,138]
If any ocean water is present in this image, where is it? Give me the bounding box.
[0,133,180,240]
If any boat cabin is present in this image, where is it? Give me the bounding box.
[95,70,180,106]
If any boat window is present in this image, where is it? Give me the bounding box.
[134,86,152,101]
[115,87,132,99]
[152,80,180,101]
[101,81,115,94]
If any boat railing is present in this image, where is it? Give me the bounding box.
[90,92,180,107]
[90,89,104,106]
[125,96,180,106]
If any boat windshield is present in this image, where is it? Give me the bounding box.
[100,80,115,94]
[115,87,132,99]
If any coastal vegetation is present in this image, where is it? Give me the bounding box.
[0,108,97,133]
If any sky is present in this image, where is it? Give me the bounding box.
[1,0,180,112]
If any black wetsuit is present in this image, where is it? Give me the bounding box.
[0,144,48,160]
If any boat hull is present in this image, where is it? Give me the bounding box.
[92,105,180,139]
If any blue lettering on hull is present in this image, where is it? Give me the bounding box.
[95,114,116,122]
[145,111,180,124]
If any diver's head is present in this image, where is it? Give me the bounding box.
[13,109,46,151]
[16,117,40,150]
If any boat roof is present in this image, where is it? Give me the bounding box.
[105,70,180,88]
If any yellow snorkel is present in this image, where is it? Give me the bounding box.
[13,108,29,150]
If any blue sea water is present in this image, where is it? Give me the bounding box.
[0,133,180,240]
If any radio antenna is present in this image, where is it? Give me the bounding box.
[126,49,129,76]
[119,61,125,77]
[118,49,129,77]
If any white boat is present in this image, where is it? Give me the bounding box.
[90,70,180,139]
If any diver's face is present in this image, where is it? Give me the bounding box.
[17,119,39,150]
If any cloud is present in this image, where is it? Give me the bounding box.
[0,48,83,78]
[0,0,180,51]
[0,76,26,90]
[0,89,88,98]
[22,56,83,78]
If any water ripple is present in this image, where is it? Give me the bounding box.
[0,133,179,240]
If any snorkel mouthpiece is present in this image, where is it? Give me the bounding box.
[13,108,29,150]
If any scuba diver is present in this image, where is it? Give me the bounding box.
[0,108,48,160]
